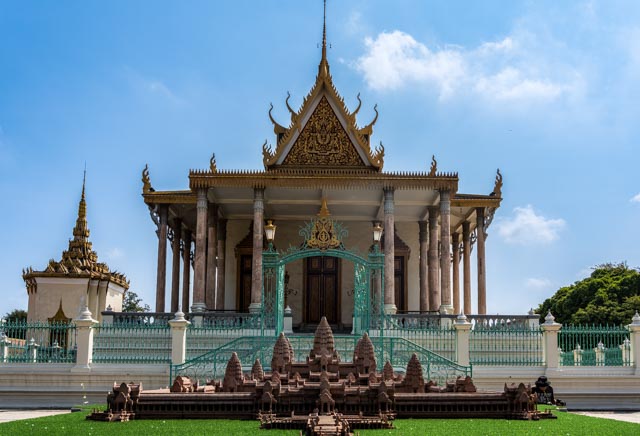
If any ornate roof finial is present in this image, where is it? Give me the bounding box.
[492,168,503,197]
[142,164,154,194]
[319,0,330,76]
[322,0,327,61]
[318,198,331,217]
[429,155,438,176]
[73,169,89,242]
[210,153,218,173]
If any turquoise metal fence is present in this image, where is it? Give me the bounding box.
[186,316,261,359]
[377,322,456,362]
[559,325,631,366]
[171,334,470,387]
[92,323,171,364]
[0,321,76,363]
[469,327,543,366]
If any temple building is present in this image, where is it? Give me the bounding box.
[22,177,129,324]
[142,14,502,329]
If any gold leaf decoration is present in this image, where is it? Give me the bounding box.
[283,96,365,167]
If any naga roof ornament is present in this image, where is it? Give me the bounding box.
[429,155,438,177]
[142,164,154,194]
[491,169,503,197]
[263,3,384,172]
[209,153,218,173]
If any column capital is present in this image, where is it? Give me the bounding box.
[383,189,394,214]
[196,188,208,209]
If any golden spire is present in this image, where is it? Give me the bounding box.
[319,0,330,76]
[73,169,89,242]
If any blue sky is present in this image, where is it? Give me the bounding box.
[1,0,639,317]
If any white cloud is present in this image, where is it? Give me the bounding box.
[630,193,640,203]
[355,31,465,98]
[496,205,566,244]
[105,248,124,260]
[474,67,565,101]
[346,10,364,35]
[123,67,183,104]
[354,31,582,102]
[525,277,552,289]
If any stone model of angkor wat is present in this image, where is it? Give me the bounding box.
[88,317,553,434]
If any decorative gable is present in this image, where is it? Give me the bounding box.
[283,96,365,167]
[262,30,385,172]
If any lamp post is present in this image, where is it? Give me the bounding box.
[264,220,276,251]
[372,222,383,251]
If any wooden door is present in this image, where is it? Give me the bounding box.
[305,256,340,324]
[394,255,407,312]
[237,254,252,312]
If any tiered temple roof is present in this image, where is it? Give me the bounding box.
[22,177,129,290]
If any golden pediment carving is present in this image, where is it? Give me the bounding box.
[283,97,365,167]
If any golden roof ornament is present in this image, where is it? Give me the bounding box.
[209,153,218,173]
[142,164,154,194]
[318,197,331,217]
[303,198,344,250]
[428,155,438,177]
[492,169,503,197]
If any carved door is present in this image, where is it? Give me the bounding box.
[305,256,340,325]
[237,254,252,312]
[394,255,407,312]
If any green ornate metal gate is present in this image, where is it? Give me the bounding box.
[261,207,384,336]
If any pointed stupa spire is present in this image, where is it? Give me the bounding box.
[319,0,330,76]
[73,168,90,242]
[312,316,335,356]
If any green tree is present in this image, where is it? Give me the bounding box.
[122,291,150,313]
[536,262,640,325]
[4,309,27,323]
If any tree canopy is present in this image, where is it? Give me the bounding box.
[122,291,150,313]
[536,263,640,325]
[3,309,27,323]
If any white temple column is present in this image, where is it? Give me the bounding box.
[181,230,192,313]
[216,219,227,310]
[452,232,460,315]
[170,218,181,313]
[155,205,168,313]
[419,221,429,312]
[462,221,472,315]
[205,204,218,309]
[476,207,487,315]
[249,188,264,313]
[439,190,452,313]
[383,188,396,314]
[192,189,208,312]
[428,206,440,311]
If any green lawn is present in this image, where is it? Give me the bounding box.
[0,407,637,435]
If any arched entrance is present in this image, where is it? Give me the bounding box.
[262,246,383,336]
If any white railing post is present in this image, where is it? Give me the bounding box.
[27,338,39,363]
[283,306,293,335]
[527,308,540,329]
[168,312,191,366]
[541,311,561,370]
[595,341,605,366]
[102,305,114,325]
[72,306,97,372]
[628,311,640,375]
[0,333,10,363]
[453,313,472,367]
